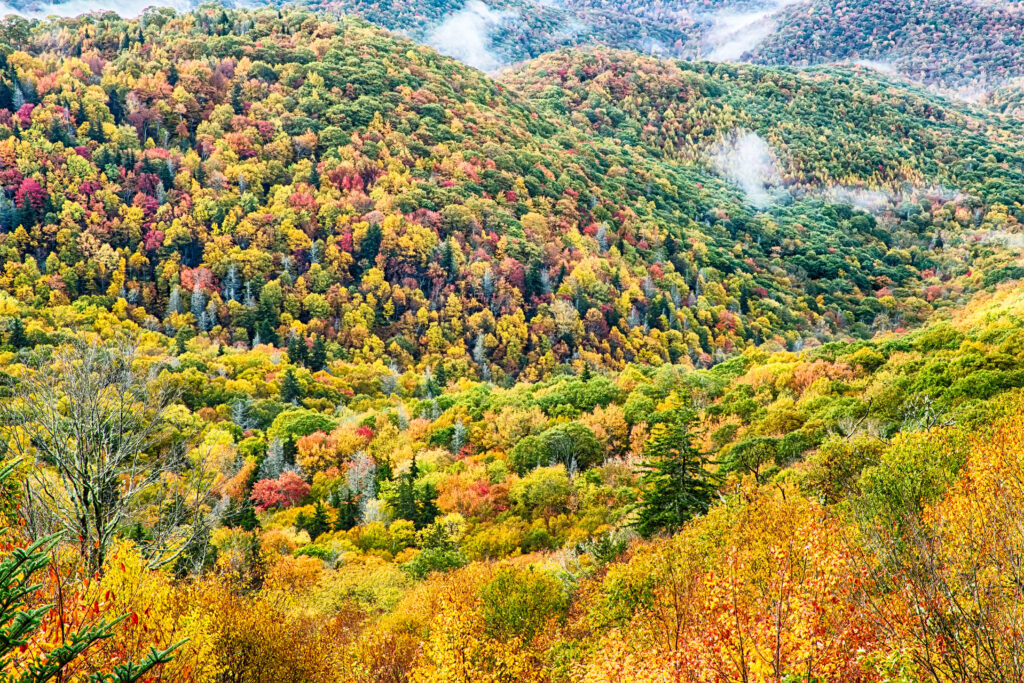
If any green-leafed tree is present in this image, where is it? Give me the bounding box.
[634,397,718,538]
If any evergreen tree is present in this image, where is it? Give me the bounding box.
[308,335,327,371]
[439,238,456,280]
[525,260,544,299]
[7,316,26,349]
[232,499,260,532]
[0,460,182,680]
[287,335,307,366]
[393,457,440,529]
[358,222,382,270]
[394,457,420,524]
[305,499,331,540]
[254,318,278,347]
[332,487,359,532]
[418,483,440,529]
[634,398,717,538]
[281,368,302,404]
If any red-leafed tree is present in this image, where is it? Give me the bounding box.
[251,471,311,512]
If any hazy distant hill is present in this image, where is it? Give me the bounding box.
[3,0,1023,95]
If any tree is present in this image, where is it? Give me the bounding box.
[280,368,302,404]
[6,316,26,349]
[392,457,439,529]
[0,341,213,573]
[305,499,331,540]
[308,336,327,371]
[331,487,359,532]
[0,459,182,682]
[634,397,717,537]
[250,471,310,512]
[287,335,307,366]
[358,222,381,272]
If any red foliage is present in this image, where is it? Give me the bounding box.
[15,177,46,212]
[143,230,165,252]
[15,104,34,127]
[250,471,311,512]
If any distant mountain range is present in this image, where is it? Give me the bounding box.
[1,0,1022,95]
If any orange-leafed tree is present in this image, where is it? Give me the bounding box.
[0,459,182,682]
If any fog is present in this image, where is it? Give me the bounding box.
[0,0,196,18]
[426,0,516,73]
[711,130,784,209]
[701,0,803,62]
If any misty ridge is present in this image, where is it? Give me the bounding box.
[425,0,517,72]
[2,0,1019,103]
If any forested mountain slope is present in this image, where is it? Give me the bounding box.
[0,7,1021,384]
[3,5,1024,682]
[749,0,1024,92]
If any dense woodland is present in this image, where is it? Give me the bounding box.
[322,0,1024,93]
[1,4,1024,682]
[749,0,1024,92]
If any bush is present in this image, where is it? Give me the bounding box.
[478,566,569,643]
[401,548,468,580]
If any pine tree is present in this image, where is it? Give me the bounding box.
[281,368,302,404]
[358,222,382,270]
[580,362,593,382]
[7,316,25,349]
[0,460,182,680]
[634,398,717,538]
[333,488,359,532]
[393,457,440,529]
[306,499,331,540]
[394,457,420,525]
[439,238,456,281]
[308,335,327,371]
[287,335,307,366]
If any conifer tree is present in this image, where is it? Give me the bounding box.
[308,336,327,371]
[306,499,331,540]
[332,488,359,532]
[281,368,302,404]
[287,335,307,366]
[634,397,718,538]
[0,460,182,681]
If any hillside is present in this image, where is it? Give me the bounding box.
[0,10,1021,384]
[5,0,1024,95]
[2,5,1024,683]
[322,0,1024,93]
[749,0,1024,93]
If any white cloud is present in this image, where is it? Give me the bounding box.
[0,0,196,18]
[426,0,516,73]
[701,0,803,62]
[711,129,785,209]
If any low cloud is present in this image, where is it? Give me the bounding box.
[0,0,197,18]
[823,186,894,214]
[853,59,897,75]
[701,0,802,62]
[426,0,516,73]
[711,130,785,209]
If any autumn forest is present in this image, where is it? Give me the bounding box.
[1,2,1024,682]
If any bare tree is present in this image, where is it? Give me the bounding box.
[0,340,215,573]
